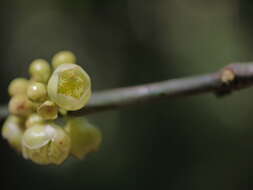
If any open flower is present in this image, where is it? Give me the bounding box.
[47,64,91,111]
[22,123,71,165]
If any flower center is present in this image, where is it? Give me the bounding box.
[58,68,88,99]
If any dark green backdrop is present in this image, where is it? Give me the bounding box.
[1,0,253,189]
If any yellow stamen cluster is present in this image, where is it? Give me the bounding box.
[2,50,102,165]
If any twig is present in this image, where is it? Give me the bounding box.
[71,63,253,115]
[1,63,253,120]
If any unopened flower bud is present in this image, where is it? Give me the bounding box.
[27,82,47,103]
[25,114,45,128]
[9,95,34,117]
[8,78,29,96]
[37,100,58,120]
[2,115,25,152]
[29,59,51,83]
[52,50,76,69]
[65,117,102,159]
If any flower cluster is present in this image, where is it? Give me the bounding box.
[2,51,102,165]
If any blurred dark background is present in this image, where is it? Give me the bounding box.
[1,0,253,189]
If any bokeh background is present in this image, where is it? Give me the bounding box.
[1,0,253,189]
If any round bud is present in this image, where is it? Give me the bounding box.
[47,64,91,111]
[8,78,29,96]
[25,114,45,128]
[29,59,51,83]
[6,114,25,124]
[65,117,102,159]
[37,100,58,120]
[27,82,47,102]
[9,95,34,117]
[2,115,25,152]
[22,123,71,165]
[52,50,76,69]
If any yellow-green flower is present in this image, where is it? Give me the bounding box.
[47,64,91,111]
[65,117,102,159]
[22,123,71,165]
[2,115,25,152]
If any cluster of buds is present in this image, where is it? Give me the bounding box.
[2,51,102,165]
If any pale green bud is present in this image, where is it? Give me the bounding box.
[27,82,47,103]
[65,117,102,159]
[47,64,91,111]
[8,78,29,96]
[22,123,71,165]
[8,95,34,117]
[52,50,76,69]
[25,113,45,128]
[29,59,51,83]
[2,115,25,152]
[37,100,58,120]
